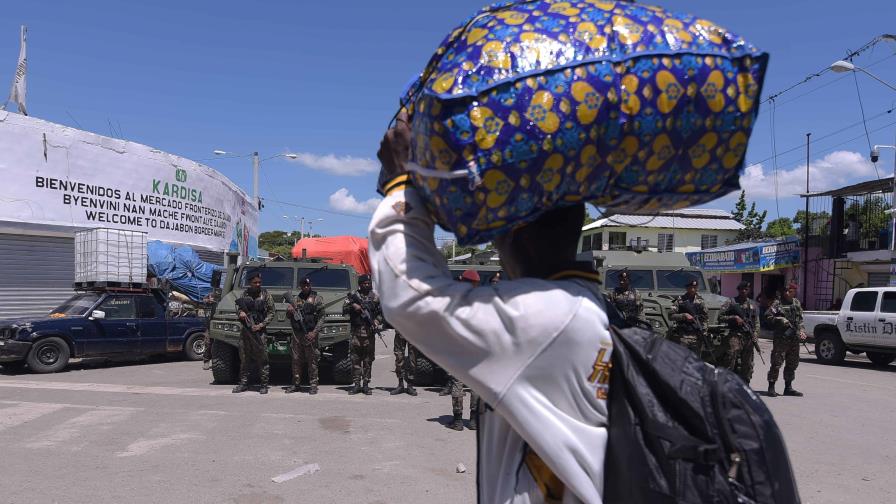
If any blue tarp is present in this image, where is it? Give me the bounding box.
[147,241,222,301]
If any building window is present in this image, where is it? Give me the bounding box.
[593,232,603,251]
[701,234,718,250]
[608,232,626,250]
[657,233,674,252]
[581,234,593,252]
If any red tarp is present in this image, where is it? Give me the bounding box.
[291,236,370,275]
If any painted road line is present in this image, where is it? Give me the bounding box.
[0,380,229,397]
[0,402,66,432]
[116,433,204,457]
[804,374,896,391]
[26,408,135,449]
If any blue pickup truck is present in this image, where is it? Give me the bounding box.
[0,289,207,373]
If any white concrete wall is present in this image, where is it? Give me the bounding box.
[579,226,740,253]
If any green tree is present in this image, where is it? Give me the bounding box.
[765,217,796,238]
[731,191,767,241]
[845,196,889,241]
[793,210,831,240]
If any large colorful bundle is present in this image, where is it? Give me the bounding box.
[401,0,768,245]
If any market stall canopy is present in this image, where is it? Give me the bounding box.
[291,236,370,275]
[686,238,800,272]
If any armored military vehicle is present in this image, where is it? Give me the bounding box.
[207,254,358,384]
[578,250,729,338]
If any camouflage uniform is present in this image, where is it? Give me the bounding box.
[668,294,709,359]
[237,288,275,388]
[288,290,325,390]
[202,291,220,363]
[766,298,804,385]
[392,331,417,385]
[719,296,760,382]
[343,290,383,389]
[450,376,481,429]
[608,286,643,326]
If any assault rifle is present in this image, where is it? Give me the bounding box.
[235,296,264,343]
[351,292,389,349]
[282,291,313,333]
[728,301,765,365]
[678,296,715,363]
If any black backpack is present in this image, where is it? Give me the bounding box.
[603,324,801,503]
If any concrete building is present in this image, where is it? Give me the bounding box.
[578,208,743,254]
[0,112,258,318]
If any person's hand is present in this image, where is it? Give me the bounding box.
[376,109,411,191]
[684,314,694,321]
[799,331,807,342]
[287,305,295,315]
[733,315,744,326]
[239,311,248,321]
[305,331,317,343]
[352,303,363,312]
[251,324,262,332]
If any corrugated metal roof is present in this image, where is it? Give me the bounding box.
[583,212,744,231]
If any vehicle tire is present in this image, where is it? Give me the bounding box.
[866,352,896,367]
[183,332,205,361]
[211,341,239,384]
[413,355,437,386]
[814,331,846,365]
[332,354,353,385]
[26,337,71,374]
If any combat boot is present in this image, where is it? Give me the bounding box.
[467,416,478,431]
[348,384,361,395]
[405,385,417,396]
[259,385,269,395]
[449,413,464,431]
[767,381,778,397]
[363,381,372,395]
[232,383,249,393]
[390,379,405,395]
[783,381,803,397]
[284,385,301,394]
[309,387,318,395]
[202,360,211,371]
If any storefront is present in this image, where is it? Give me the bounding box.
[686,238,801,299]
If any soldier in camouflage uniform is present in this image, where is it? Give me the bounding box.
[719,281,760,382]
[390,327,418,396]
[448,269,482,431]
[765,283,807,397]
[343,274,383,396]
[285,277,326,395]
[608,270,643,327]
[201,289,220,371]
[668,279,710,361]
[232,272,275,394]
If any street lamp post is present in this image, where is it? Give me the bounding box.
[831,60,896,285]
[214,150,298,211]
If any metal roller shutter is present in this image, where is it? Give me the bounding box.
[868,272,889,288]
[0,233,75,319]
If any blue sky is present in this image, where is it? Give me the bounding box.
[3,0,896,240]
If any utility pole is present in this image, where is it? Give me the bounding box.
[252,152,260,211]
[803,133,811,306]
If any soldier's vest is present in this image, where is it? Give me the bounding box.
[776,299,802,339]
[297,292,319,331]
[243,289,270,323]
[612,289,638,320]
[350,290,377,327]
[727,298,757,334]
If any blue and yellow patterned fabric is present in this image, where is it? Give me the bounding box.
[401,0,768,245]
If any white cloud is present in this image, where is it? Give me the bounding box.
[287,152,378,176]
[739,150,877,201]
[328,188,381,214]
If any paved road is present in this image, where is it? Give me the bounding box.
[0,338,894,503]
